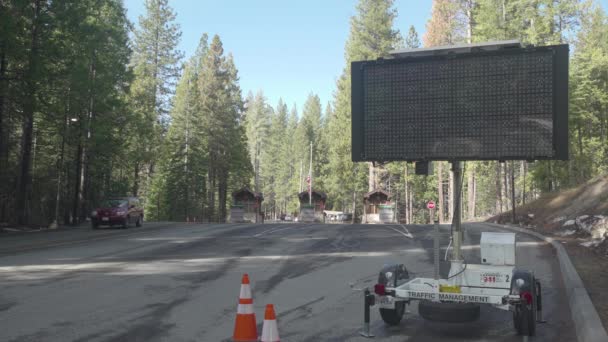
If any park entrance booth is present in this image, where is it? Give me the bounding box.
[363,190,395,224]
[230,187,264,223]
[298,190,327,223]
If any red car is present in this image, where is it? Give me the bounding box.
[91,197,143,229]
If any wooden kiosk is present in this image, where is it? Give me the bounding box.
[363,190,395,224]
[298,190,327,223]
[230,187,264,223]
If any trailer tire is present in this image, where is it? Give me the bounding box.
[379,301,406,325]
[418,301,480,323]
[510,270,536,336]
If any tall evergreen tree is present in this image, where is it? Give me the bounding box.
[405,25,422,48]
[424,0,464,46]
[146,36,208,221]
[325,0,401,216]
[4,0,133,225]
[128,0,182,198]
[244,90,271,193]
[268,99,290,216]
[198,35,247,222]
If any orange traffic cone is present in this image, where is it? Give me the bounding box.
[260,304,280,342]
[233,274,258,341]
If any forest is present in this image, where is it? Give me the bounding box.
[0,0,607,226]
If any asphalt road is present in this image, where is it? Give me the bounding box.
[0,222,575,342]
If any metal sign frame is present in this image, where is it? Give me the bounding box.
[351,44,569,162]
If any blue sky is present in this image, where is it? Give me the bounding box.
[123,0,608,115]
[123,0,431,113]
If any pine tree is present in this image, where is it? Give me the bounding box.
[129,0,182,197]
[569,3,608,179]
[424,0,463,46]
[146,36,209,221]
[286,105,301,213]
[198,35,247,222]
[269,99,290,216]
[325,0,402,216]
[244,90,271,193]
[5,0,133,225]
[405,25,421,48]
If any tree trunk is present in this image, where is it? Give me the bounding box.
[577,122,584,181]
[437,162,444,223]
[53,89,70,226]
[548,161,554,191]
[218,173,227,223]
[72,140,83,225]
[0,42,7,169]
[368,162,375,191]
[448,167,454,222]
[472,172,477,217]
[0,44,8,223]
[132,162,140,196]
[520,161,526,206]
[465,0,474,44]
[495,162,503,214]
[409,187,413,224]
[503,162,509,211]
[510,160,516,222]
[467,165,476,219]
[16,0,42,225]
[207,166,216,222]
[79,55,96,222]
[404,164,409,224]
[351,189,356,224]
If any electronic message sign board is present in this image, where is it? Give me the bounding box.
[351,44,569,162]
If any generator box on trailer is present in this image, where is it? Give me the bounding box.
[480,232,516,266]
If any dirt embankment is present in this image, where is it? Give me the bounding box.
[491,175,608,243]
[489,176,608,329]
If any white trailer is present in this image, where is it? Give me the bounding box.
[360,163,544,338]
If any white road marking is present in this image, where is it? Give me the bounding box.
[385,224,414,239]
[253,223,318,237]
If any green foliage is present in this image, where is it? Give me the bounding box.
[405,25,422,48]
[128,0,183,199]
[567,3,608,181]
[323,0,402,215]
[3,0,607,225]
[424,0,464,46]
[1,0,135,225]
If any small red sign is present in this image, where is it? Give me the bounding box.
[427,201,436,210]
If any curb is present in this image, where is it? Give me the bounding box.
[484,222,608,342]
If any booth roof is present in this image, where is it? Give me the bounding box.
[232,186,264,200]
[363,189,391,200]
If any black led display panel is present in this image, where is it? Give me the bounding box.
[351,45,569,162]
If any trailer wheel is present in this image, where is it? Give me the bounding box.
[379,301,406,325]
[418,301,480,323]
[514,300,536,336]
[510,270,536,336]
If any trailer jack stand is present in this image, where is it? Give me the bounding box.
[359,288,375,338]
